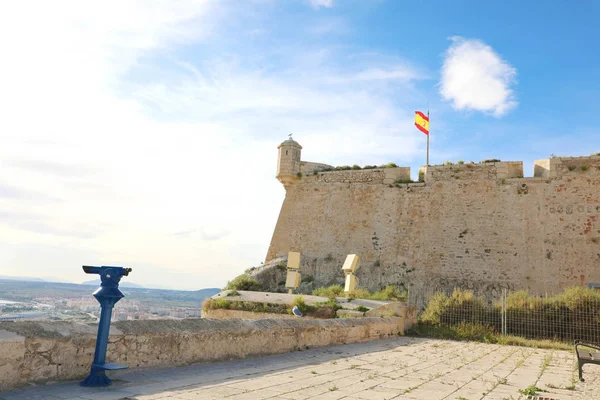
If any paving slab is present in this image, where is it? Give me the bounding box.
[1,337,599,400]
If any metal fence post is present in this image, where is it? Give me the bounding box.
[501,288,507,335]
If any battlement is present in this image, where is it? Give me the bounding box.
[420,161,524,183]
[277,138,600,187]
[308,167,411,185]
[534,155,600,178]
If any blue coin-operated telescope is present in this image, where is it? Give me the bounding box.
[81,265,132,387]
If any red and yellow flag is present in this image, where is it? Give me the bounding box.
[414,111,429,135]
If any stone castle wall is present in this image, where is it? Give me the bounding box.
[267,155,600,298]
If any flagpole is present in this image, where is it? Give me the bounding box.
[426,107,430,166]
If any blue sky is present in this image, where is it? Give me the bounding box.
[0,0,599,289]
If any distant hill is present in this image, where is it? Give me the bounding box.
[81,279,145,289]
[195,288,220,298]
[0,275,46,282]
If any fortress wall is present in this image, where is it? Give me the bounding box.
[308,167,410,185]
[535,156,600,179]
[423,162,524,183]
[299,161,333,174]
[316,169,386,183]
[0,318,403,390]
[266,164,600,298]
[505,161,524,178]
[424,163,498,182]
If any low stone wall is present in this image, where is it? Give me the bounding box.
[0,317,403,390]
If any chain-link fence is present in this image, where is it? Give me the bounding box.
[408,285,600,344]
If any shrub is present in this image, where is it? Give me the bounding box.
[351,164,361,170]
[379,162,398,168]
[204,299,289,314]
[276,263,286,271]
[292,295,314,315]
[301,275,314,283]
[443,161,454,166]
[202,298,231,311]
[347,289,371,300]
[481,159,501,163]
[418,287,600,343]
[313,285,344,298]
[394,179,413,184]
[355,305,369,313]
[226,289,240,297]
[345,285,406,301]
[363,165,378,169]
[369,285,406,301]
[420,289,493,326]
[581,165,589,171]
[312,298,342,318]
[296,172,303,178]
[224,274,263,291]
[335,165,352,171]
[420,292,448,324]
[457,160,465,165]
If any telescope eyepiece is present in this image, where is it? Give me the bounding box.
[82,265,99,274]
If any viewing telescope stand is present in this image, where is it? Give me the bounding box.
[80,265,132,387]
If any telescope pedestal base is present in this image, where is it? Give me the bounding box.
[80,363,128,387]
[81,372,112,387]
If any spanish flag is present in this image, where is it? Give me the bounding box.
[414,111,429,135]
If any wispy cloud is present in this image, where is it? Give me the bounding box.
[440,36,517,116]
[9,160,95,178]
[307,0,334,9]
[0,211,99,239]
[0,0,429,289]
[309,17,348,35]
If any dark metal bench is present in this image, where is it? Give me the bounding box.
[575,340,600,381]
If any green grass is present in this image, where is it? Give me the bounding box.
[367,285,406,301]
[292,296,341,318]
[481,158,501,163]
[379,162,398,168]
[406,322,571,351]
[312,285,344,298]
[226,289,239,297]
[314,284,407,302]
[202,299,289,314]
[224,274,263,291]
[419,286,600,343]
[518,385,545,396]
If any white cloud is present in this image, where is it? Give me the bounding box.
[0,1,427,290]
[354,67,424,82]
[440,37,517,116]
[307,0,334,9]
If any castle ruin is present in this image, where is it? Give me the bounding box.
[267,137,600,298]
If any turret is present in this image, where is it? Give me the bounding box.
[277,135,302,188]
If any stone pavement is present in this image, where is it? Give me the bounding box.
[2,337,599,400]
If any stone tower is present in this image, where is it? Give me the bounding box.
[277,135,302,188]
